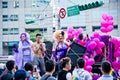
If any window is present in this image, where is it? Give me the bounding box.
[14,28,19,34]
[9,28,14,35]
[2,1,8,8]
[92,26,100,32]
[53,27,55,32]
[92,25,118,32]
[114,25,118,29]
[2,15,18,22]
[2,15,8,21]
[13,1,19,8]
[3,28,9,35]
[32,0,50,8]
[40,28,47,33]
[10,15,18,21]
[61,27,67,31]
[73,26,86,31]
[8,47,13,55]
[2,28,19,35]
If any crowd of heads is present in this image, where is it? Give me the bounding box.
[0,56,118,80]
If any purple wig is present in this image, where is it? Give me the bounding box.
[20,32,30,44]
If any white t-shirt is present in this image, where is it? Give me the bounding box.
[72,68,92,80]
[97,75,113,80]
[66,72,72,80]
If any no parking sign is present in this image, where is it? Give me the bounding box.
[59,8,66,19]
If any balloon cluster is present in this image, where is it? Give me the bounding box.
[87,32,105,54]
[67,27,83,40]
[100,14,114,33]
[111,37,120,72]
[83,56,95,72]
[112,61,120,73]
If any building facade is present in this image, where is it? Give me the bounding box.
[0,0,55,55]
[0,0,120,55]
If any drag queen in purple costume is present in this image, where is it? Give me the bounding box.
[13,44,19,67]
[17,32,34,69]
[52,30,68,62]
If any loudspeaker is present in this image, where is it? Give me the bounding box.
[44,42,53,60]
[67,42,86,66]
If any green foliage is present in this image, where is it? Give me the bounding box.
[43,38,51,42]
[26,29,51,42]
[26,29,42,42]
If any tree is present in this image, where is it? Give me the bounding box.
[26,29,42,42]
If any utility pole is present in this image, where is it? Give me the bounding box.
[51,0,60,30]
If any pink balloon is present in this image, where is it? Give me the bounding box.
[114,51,120,57]
[100,27,107,33]
[115,44,119,50]
[77,28,83,34]
[96,48,102,54]
[118,60,120,68]
[85,66,92,72]
[67,27,74,33]
[108,20,114,25]
[86,58,95,65]
[112,61,119,68]
[83,56,89,61]
[89,41,97,50]
[93,32,99,38]
[98,42,105,48]
[71,31,75,37]
[72,31,75,36]
[101,21,108,27]
[102,14,108,20]
[111,37,119,45]
[68,34,72,39]
[108,15,113,20]
[74,34,78,39]
[118,41,120,47]
[73,30,78,38]
[106,25,113,32]
[113,40,120,50]
[93,38,100,43]
[118,47,120,51]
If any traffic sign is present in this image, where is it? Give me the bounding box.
[59,8,66,19]
[67,5,80,17]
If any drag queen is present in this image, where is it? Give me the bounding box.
[52,30,68,62]
[13,44,19,67]
[17,32,34,69]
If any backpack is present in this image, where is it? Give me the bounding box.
[44,75,51,80]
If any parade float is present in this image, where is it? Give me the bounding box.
[66,14,119,79]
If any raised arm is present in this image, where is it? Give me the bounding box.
[41,43,46,51]
[32,43,39,54]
